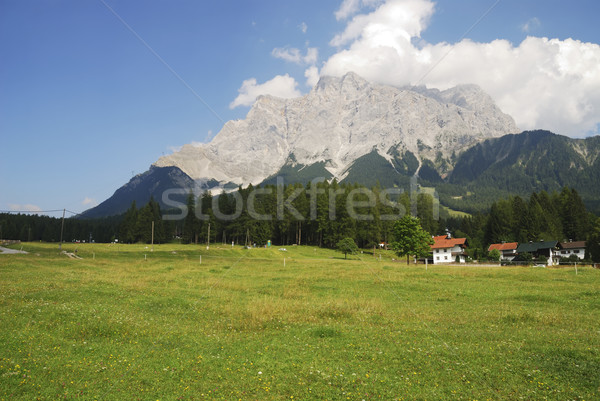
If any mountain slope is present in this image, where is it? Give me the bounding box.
[79,166,197,219]
[443,130,600,213]
[81,73,600,218]
[155,72,518,186]
[82,131,600,218]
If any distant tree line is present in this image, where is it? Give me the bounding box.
[168,180,436,249]
[482,187,589,245]
[117,197,168,244]
[0,213,121,243]
[446,187,599,261]
[3,183,599,262]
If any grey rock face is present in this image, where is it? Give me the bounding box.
[155,72,518,185]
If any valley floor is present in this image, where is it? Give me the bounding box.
[0,243,598,400]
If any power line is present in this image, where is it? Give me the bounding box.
[98,0,225,125]
[0,209,64,214]
[0,209,83,216]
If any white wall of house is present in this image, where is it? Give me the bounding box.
[432,246,465,264]
[556,248,586,260]
[501,250,517,261]
[433,248,450,264]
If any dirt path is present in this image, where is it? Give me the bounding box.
[0,246,28,254]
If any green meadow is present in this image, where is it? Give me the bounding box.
[0,243,598,400]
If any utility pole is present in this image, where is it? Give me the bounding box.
[206,223,210,250]
[59,209,65,251]
[151,221,154,252]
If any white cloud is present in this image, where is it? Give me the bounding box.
[521,17,541,33]
[230,74,302,109]
[304,65,320,87]
[299,22,308,34]
[335,0,361,20]
[272,47,302,63]
[335,0,383,21]
[330,0,434,47]
[8,203,42,213]
[305,47,318,64]
[321,0,600,136]
[272,46,318,65]
[82,197,96,207]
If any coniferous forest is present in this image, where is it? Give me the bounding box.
[2,183,600,262]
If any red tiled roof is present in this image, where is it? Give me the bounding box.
[431,235,467,249]
[488,242,518,252]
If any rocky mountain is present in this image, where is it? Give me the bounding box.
[79,166,197,219]
[83,74,600,218]
[82,131,600,218]
[155,72,518,186]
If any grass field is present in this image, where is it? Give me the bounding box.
[1,242,599,400]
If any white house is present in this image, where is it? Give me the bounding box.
[556,240,586,261]
[431,234,468,264]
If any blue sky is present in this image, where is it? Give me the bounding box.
[1,0,599,217]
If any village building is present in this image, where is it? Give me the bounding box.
[430,233,468,264]
[487,242,519,261]
[515,240,558,265]
[556,240,586,261]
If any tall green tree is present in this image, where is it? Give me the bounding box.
[484,202,511,245]
[587,217,600,263]
[336,237,358,260]
[135,203,154,243]
[417,193,437,234]
[148,196,166,243]
[119,201,138,243]
[559,187,589,241]
[391,215,433,264]
[182,193,199,244]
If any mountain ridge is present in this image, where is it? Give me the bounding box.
[81,130,600,218]
[154,71,518,186]
[80,73,600,218]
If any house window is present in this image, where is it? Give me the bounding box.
[562,251,567,254]
[574,250,579,254]
[444,256,448,260]
[436,256,440,261]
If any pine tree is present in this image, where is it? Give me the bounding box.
[586,217,600,263]
[484,202,510,245]
[559,188,589,240]
[148,196,166,243]
[119,201,138,243]
[182,193,198,244]
[135,203,154,243]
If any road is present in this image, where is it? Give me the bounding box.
[0,246,28,254]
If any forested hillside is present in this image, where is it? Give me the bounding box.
[440,130,600,213]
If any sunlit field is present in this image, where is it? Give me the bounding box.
[1,242,599,400]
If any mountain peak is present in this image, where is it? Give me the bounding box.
[156,73,518,187]
[315,71,369,92]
